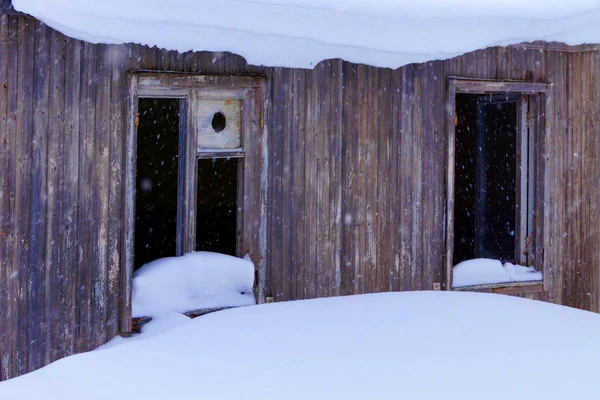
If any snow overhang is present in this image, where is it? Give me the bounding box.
[11,0,600,69]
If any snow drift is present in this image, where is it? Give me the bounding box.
[1,292,600,399]
[12,0,600,69]
[453,258,543,288]
[132,251,255,317]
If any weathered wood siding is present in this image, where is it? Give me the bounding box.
[267,47,600,311]
[1,15,599,380]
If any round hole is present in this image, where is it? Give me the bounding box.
[211,111,226,133]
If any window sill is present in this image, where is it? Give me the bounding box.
[452,280,543,295]
[130,306,243,334]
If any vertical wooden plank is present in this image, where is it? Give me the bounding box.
[107,44,126,336]
[122,70,137,334]
[91,44,111,346]
[167,49,181,72]
[400,64,414,292]
[257,80,269,304]
[389,68,402,292]
[182,51,194,72]
[366,64,379,294]
[542,49,557,302]
[376,68,391,293]
[433,60,446,285]
[445,79,457,290]
[356,63,368,294]
[278,68,287,301]
[44,28,66,365]
[516,95,529,264]
[564,52,575,308]
[580,52,595,311]
[61,36,81,353]
[341,61,357,295]
[421,62,434,289]
[155,47,168,71]
[411,64,423,291]
[465,50,477,78]
[304,67,318,299]
[329,59,343,297]
[294,69,307,300]
[486,47,499,81]
[28,19,50,373]
[316,61,331,297]
[280,68,293,300]
[591,52,600,313]
[573,52,584,309]
[497,46,509,80]
[554,51,566,305]
[4,15,19,379]
[267,68,282,300]
[77,41,96,353]
[365,66,378,294]
[0,13,10,380]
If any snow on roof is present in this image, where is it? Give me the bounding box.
[12,0,600,69]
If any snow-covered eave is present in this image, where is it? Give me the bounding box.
[11,0,600,70]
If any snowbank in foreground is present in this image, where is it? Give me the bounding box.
[132,252,255,317]
[12,0,600,69]
[453,258,542,288]
[1,292,600,399]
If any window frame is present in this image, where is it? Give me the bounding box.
[444,77,550,291]
[122,72,268,332]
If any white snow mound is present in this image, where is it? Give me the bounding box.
[453,258,542,288]
[132,251,256,317]
[2,292,600,399]
[12,0,600,69]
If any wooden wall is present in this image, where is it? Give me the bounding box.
[266,47,600,312]
[0,15,599,380]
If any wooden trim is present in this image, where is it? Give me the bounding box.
[527,96,538,266]
[120,73,138,334]
[175,99,187,255]
[444,79,457,291]
[197,151,245,159]
[257,78,269,304]
[542,90,552,293]
[449,77,549,94]
[124,72,268,319]
[453,281,543,295]
[516,95,529,265]
[182,92,197,253]
[445,78,548,292]
[136,73,265,90]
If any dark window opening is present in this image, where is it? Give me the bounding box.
[211,111,227,133]
[196,158,238,256]
[135,98,181,271]
[454,93,519,265]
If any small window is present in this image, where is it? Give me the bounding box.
[446,79,547,290]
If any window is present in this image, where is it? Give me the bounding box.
[445,79,548,290]
[123,73,267,330]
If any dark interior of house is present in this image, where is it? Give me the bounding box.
[454,93,518,265]
[195,158,238,256]
[135,98,181,270]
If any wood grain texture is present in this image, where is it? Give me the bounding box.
[0,14,9,381]
[1,14,600,380]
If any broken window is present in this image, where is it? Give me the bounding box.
[446,79,547,289]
